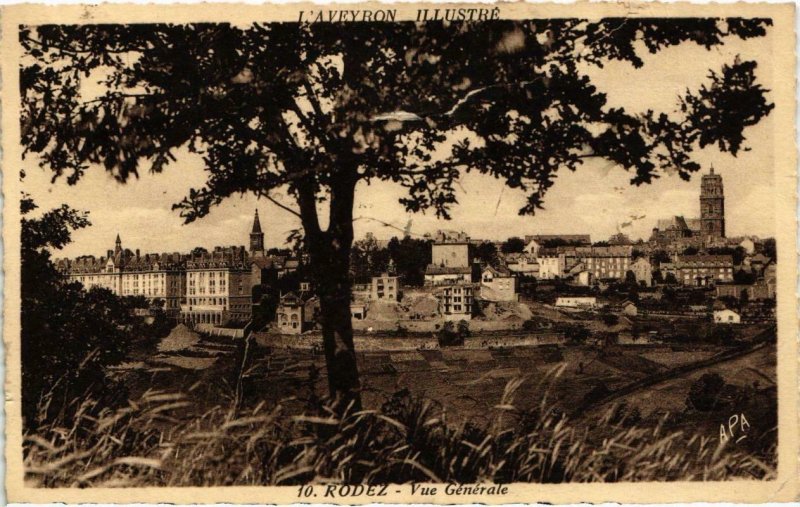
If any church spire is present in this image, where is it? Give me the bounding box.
[250,209,265,256]
[114,233,122,255]
[251,209,263,234]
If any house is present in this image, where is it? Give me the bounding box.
[350,302,367,320]
[505,253,539,276]
[660,255,734,286]
[434,282,474,321]
[739,238,756,254]
[713,308,741,324]
[555,296,598,309]
[574,270,593,286]
[424,265,472,286]
[431,240,471,269]
[523,234,591,255]
[621,300,638,317]
[371,273,399,301]
[630,257,653,287]
[536,251,567,279]
[276,292,305,334]
[574,245,633,281]
[480,265,518,302]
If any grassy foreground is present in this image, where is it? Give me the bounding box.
[24,367,775,487]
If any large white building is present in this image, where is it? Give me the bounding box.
[574,246,633,281]
[60,211,264,325]
[58,235,186,315]
[182,247,252,325]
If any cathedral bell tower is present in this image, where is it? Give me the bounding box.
[250,209,265,256]
[700,166,725,240]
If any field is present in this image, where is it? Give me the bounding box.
[122,326,776,444]
[25,325,778,486]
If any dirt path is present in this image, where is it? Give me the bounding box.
[573,332,775,417]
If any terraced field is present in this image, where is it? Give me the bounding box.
[119,326,775,436]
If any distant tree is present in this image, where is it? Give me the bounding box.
[473,241,499,265]
[191,246,209,257]
[501,237,526,254]
[739,288,750,306]
[624,270,638,287]
[687,373,726,411]
[437,321,465,347]
[734,269,757,284]
[665,272,678,285]
[761,238,777,261]
[22,19,774,407]
[592,241,610,247]
[682,246,700,256]
[652,250,672,265]
[350,234,390,281]
[601,313,619,327]
[457,319,471,338]
[252,291,279,331]
[387,236,431,287]
[563,323,591,344]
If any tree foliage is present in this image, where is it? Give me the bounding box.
[20,194,163,428]
[22,19,773,220]
[20,18,774,403]
[501,236,526,254]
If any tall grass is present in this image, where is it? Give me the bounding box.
[24,368,776,487]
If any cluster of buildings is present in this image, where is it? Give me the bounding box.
[59,210,287,326]
[59,168,775,332]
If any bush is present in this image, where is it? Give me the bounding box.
[687,373,726,411]
[437,320,467,347]
[561,324,590,345]
[601,313,619,327]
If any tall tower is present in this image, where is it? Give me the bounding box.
[250,209,265,256]
[114,233,122,256]
[700,167,725,239]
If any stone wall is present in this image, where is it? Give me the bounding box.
[253,331,564,351]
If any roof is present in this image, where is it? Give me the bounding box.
[656,216,691,231]
[482,265,513,277]
[675,254,734,266]
[65,251,187,274]
[525,234,591,245]
[251,255,288,269]
[575,245,633,257]
[425,264,472,275]
[279,292,303,306]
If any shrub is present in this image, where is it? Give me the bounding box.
[687,373,726,411]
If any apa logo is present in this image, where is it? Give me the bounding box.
[719,413,751,444]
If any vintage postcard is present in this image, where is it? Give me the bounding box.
[3,1,798,504]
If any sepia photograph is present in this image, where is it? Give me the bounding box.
[3,2,797,503]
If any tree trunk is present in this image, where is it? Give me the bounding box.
[312,248,361,411]
[297,174,362,412]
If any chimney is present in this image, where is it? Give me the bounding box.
[135,249,140,258]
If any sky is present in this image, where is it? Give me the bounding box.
[23,22,776,259]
